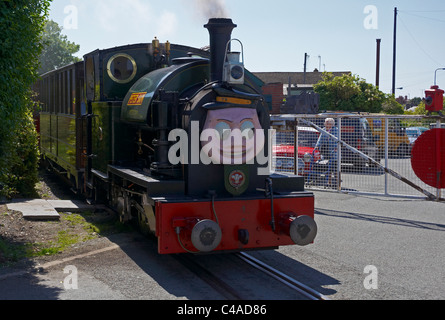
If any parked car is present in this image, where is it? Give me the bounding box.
[406,127,428,146]
[367,118,411,157]
[273,127,322,175]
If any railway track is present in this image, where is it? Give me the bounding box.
[173,253,244,300]
[235,252,329,301]
[174,252,329,300]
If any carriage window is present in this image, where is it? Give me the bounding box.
[107,53,137,84]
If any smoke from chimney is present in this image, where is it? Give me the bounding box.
[194,0,229,19]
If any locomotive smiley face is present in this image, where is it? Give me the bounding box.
[201,107,265,165]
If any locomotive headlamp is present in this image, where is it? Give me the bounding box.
[191,220,222,252]
[231,65,244,80]
[223,39,245,85]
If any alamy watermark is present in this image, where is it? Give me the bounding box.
[168,121,277,176]
[363,265,378,290]
[63,265,78,290]
[363,5,378,30]
[61,5,379,33]
[63,5,78,30]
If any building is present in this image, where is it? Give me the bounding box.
[254,71,351,114]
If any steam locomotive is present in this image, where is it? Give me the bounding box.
[34,18,317,254]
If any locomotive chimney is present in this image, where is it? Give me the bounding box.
[204,18,237,82]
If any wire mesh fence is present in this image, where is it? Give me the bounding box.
[271,114,444,200]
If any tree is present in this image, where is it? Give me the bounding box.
[381,95,405,114]
[410,97,423,106]
[38,20,80,74]
[0,0,51,198]
[314,72,389,113]
[404,100,444,116]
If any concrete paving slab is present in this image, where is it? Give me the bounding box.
[47,200,94,212]
[6,199,97,220]
[7,199,60,220]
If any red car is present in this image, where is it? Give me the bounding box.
[273,127,322,175]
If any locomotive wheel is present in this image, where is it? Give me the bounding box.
[136,205,154,237]
[136,210,150,236]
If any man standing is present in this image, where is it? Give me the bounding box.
[314,118,338,187]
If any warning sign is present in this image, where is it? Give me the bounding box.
[128,92,147,106]
[411,128,445,189]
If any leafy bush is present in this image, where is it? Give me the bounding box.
[0,0,51,198]
[314,72,397,114]
[381,95,405,115]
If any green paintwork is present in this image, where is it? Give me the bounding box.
[91,101,135,174]
[83,44,210,175]
[57,115,77,168]
[40,113,51,154]
[84,43,210,102]
[91,101,113,173]
[121,60,210,124]
[102,47,154,101]
[39,113,78,180]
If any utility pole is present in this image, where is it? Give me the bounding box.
[303,53,309,84]
[376,39,381,88]
[392,7,398,95]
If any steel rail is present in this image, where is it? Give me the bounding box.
[235,252,329,301]
[173,254,245,300]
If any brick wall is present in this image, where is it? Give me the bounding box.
[261,82,283,114]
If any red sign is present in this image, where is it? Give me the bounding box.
[411,129,445,188]
[127,92,147,106]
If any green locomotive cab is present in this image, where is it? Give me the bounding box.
[121,57,210,125]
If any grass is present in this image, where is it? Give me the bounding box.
[0,210,131,265]
[33,211,129,257]
[34,230,81,256]
[0,238,33,263]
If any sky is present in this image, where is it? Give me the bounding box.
[48,0,445,100]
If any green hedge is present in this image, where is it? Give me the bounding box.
[0,0,51,198]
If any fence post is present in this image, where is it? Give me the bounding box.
[294,124,298,176]
[337,117,342,192]
[384,117,389,196]
[436,120,442,201]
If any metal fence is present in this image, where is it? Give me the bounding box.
[271,114,444,201]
